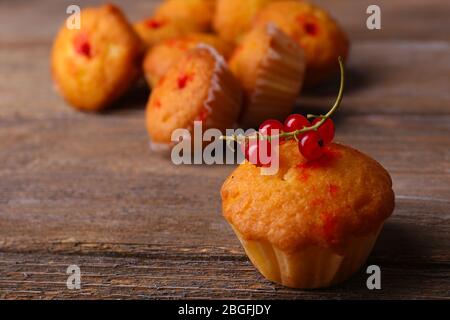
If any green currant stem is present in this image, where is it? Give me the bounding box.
[220,56,345,143]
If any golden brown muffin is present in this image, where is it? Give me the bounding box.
[229,24,306,128]
[213,0,282,44]
[134,17,199,49]
[143,33,234,88]
[51,4,143,112]
[146,45,243,148]
[221,141,395,288]
[254,1,350,87]
[155,0,216,31]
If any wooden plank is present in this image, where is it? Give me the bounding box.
[314,0,450,41]
[0,233,449,300]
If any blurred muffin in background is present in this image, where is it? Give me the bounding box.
[134,0,216,49]
[146,45,242,149]
[134,17,198,49]
[51,4,143,111]
[213,0,282,44]
[229,24,306,128]
[254,1,350,87]
[155,0,216,31]
[143,33,234,88]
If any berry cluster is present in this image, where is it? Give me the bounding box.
[241,116,335,166]
[225,57,345,166]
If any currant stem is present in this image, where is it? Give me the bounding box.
[220,56,345,143]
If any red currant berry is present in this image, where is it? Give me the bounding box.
[259,119,284,137]
[73,33,92,58]
[241,139,272,167]
[299,132,325,161]
[284,114,310,133]
[146,18,165,29]
[312,118,335,145]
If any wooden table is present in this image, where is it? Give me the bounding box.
[0,0,449,300]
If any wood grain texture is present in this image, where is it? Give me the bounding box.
[0,0,449,299]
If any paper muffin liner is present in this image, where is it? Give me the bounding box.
[149,44,242,153]
[196,44,243,133]
[231,224,383,289]
[240,24,306,128]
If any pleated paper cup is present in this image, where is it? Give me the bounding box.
[231,224,383,289]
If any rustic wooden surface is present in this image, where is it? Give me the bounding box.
[0,0,449,300]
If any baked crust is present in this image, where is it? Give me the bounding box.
[143,33,233,87]
[134,18,196,50]
[213,0,282,43]
[155,0,216,31]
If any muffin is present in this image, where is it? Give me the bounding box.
[134,17,199,49]
[143,33,234,88]
[254,1,350,87]
[146,45,243,149]
[221,141,395,289]
[229,24,306,128]
[155,0,216,32]
[213,0,282,44]
[51,4,143,111]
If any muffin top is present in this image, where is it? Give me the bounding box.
[253,1,349,86]
[134,17,198,49]
[51,4,143,111]
[146,46,223,144]
[143,33,234,87]
[221,141,395,253]
[155,0,216,31]
[213,0,282,43]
